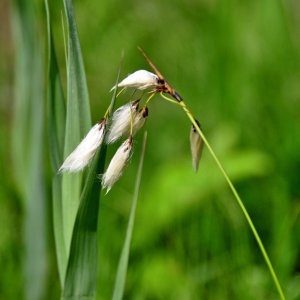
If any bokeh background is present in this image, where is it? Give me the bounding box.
[1,0,300,299]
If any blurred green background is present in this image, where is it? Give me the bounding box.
[1,0,300,299]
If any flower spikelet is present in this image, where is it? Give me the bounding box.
[59,119,106,173]
[102,136,133,193]
[110,70,159,91]
[190,120,204,172]
[105,100,140,144]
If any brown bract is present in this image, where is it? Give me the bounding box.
[138,47,183,102]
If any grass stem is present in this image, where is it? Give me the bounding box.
[161,93,286,300]
[145,92,155,106]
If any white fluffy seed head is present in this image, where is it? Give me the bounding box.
[110,70,159,91]
[59,119,106,173]
[190,121,204,172]
[102,137,133,193]
[105,100,140,144]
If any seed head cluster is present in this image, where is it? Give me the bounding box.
[59,64,204,193]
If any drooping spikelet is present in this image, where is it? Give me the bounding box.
[59,119,106,173]
[102,136,133,193]
[105,100,140,144]
[110,70,159,91]
[190,120,204,172]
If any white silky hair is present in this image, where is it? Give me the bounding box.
[106,100,143,144]
[102,137,133,193]
[110,70,159,91]
[59,121,105,173]
[190,123,204,172]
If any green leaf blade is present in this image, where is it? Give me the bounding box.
[62,0,92,257]
[112,132,148,300]
[63,146,106,299]
[12,1,47,299]
[63,68,121,299]
[45,0,68,286]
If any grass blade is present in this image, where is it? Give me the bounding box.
[63,68,121,299]
[11,1,47,299]
[45,0,67,286]
[63,144,106,299]
[112,132,148,300]
[45,0,66,172]
[62,0,92,256]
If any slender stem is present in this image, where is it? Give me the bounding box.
[116,87,126,98]
[160,93,286,300]
[130,89,137,99]
[182,100,285,300]
[160,92,179,105]
[104,107,110,119]
[112,132,147,300]
[129,100,133,135]
[145,93,155,106]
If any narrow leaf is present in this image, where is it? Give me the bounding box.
[62,0,92,256]
[63,68,121,299]
[45,0,67,286]
[112,132,148,300]
[11,1,47,299]
[63,144,106,299]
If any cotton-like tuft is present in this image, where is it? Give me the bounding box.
[190,120,204,172]
[110,70,159,91]
[59,119,106,173]
[105,100,140,144]
[102,137,133,193]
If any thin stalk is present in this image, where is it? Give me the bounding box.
[160,93,285,300]
[117,87,126,98]
[160,92,178,105]
[130,89,137,99]
[145,93,155,106]
[129,99,133,135]
[112,132,147,300]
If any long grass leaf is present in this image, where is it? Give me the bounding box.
[24,49,47,300]
[62,0,92,256]
[112,132,148,300]
[63,145,106,299]
[11,1,31,193]
[63,68,121,299]
[61,10,68,71]
[45,0,67,286]
[11,1,47,299]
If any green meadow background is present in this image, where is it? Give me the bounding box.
[0,0,300,299]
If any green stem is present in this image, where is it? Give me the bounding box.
[182,100,285,300]
[160,92,179,105]
[128,99,133,135]
[116,87,126,98]
[160,93,285,300]
[145,92,155,106]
